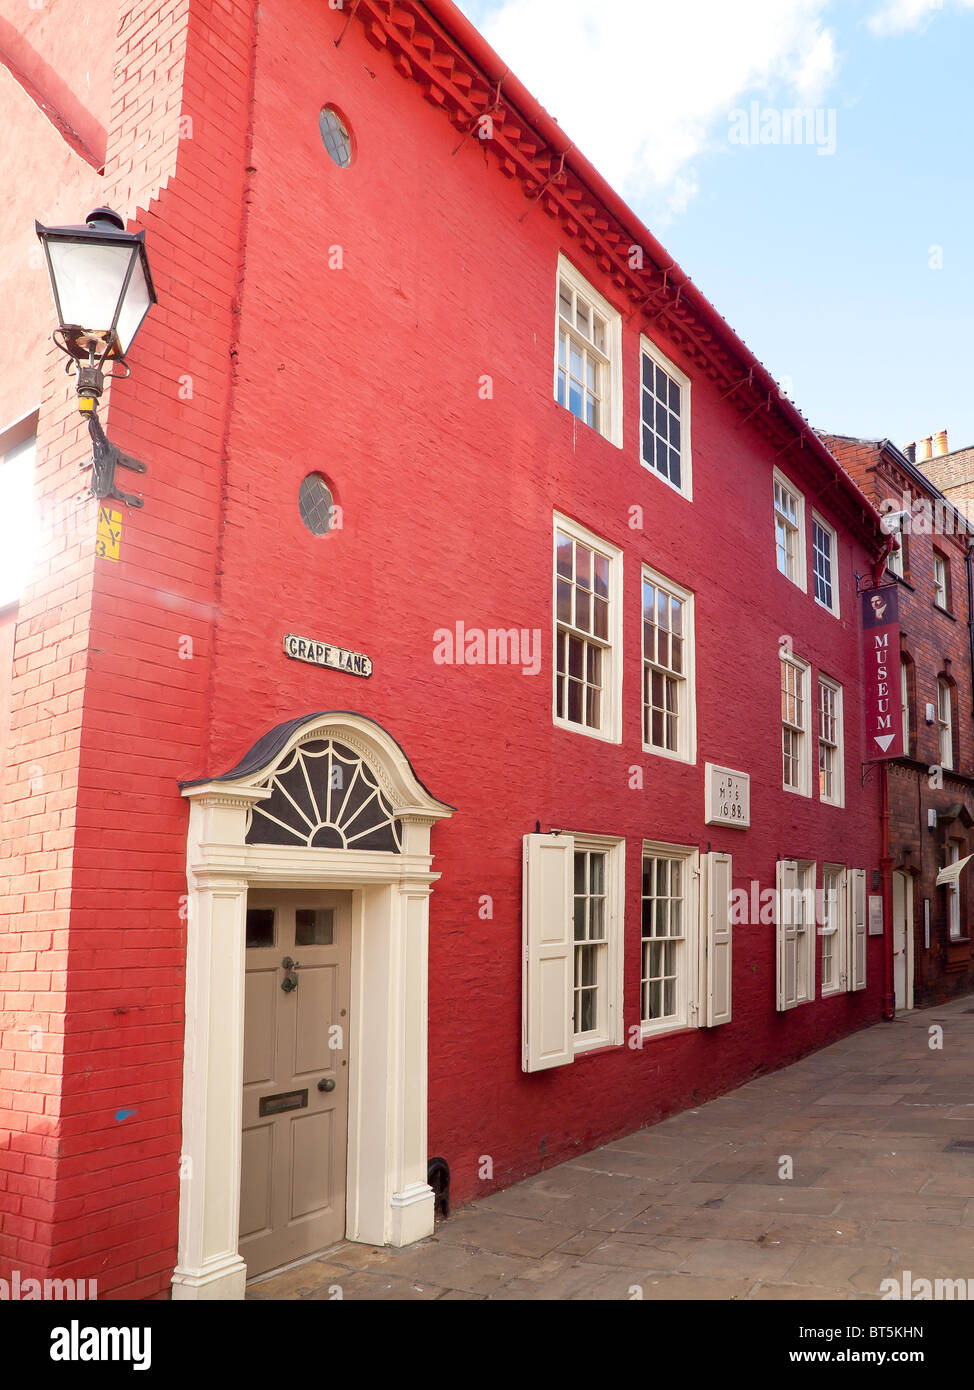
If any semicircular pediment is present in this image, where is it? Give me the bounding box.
[246,738,403,851]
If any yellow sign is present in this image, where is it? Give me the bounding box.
[96,507,122,562]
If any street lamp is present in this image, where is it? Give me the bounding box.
[35,207,157,507]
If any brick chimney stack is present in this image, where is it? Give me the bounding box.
[918,436,934,462]
[934,429,949,457]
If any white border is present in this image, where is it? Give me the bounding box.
[571,833,626,1054]
[773,467,807,594]
[639,333,692,500]
[554,254,624,449]
[818,674,845,808]
[641,563,696,765]
[553,512,623,745]
[640,839,700,1041]
[781,651,813,798]
[171,713,453,1300]
[811,511,840,617]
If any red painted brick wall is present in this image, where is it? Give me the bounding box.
[195,0,882,1220]
[1,0,888,1299]
[1,0,251,1299]
[823,436,974,1003]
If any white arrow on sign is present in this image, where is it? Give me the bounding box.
[874,734,895,752]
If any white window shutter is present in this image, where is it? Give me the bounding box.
[701,852,733,1026]
[850,867,867,992]
[801,871,817,1003]
[522,834,575,1072]
[776,859,799,1011]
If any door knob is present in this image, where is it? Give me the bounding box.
[317,1077,336,1093]
[281,957,301,993]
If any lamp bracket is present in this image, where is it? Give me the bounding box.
[82,408,146,509]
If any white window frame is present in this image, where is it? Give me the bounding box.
[818,675,844,808]
[947,841,964,941]
[781,652,812,797]
[554,255,623,449]
[639,333,692,500]
[553,513,623,745]
[640,840,699,1041]
[820,864,847,997]
[0,427,39,609]
[933,551,949,610]
[811,511,839,617]
[571,833,626,1054]
[937,678,953,771]
[887,536,905,580]
[776,858,816,1009]
[773,468,807,592]
[641,564,696,765]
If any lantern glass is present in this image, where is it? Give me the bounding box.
[36,210,156,361]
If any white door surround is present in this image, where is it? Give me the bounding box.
[892,869,914,1013]
[171,712,453,1301]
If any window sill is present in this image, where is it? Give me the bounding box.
[553,716,621,746]
[814,597,841,620]
[934,604,956,621]
[573,1038,621,1059]
[783,783,813,799]
[639,456,692,503]
[639,1019,693,1043]
[641,742,696,767]
[554,399,623,451]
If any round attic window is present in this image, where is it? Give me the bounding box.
[319,106,353,167]
[298,474,336,535]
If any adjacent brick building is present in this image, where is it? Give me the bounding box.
[1,1,894,1300]
[823,433,974,1008]
[916,430,974,523]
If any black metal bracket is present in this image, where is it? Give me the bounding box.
[82,408,146,509]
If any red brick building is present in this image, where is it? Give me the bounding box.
[823,433,974,1008]
[1,1,892,1300]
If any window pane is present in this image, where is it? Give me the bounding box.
[246,908,275,948]
[593,554,610,597]
[295,908,334,946]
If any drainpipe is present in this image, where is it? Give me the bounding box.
[966,540,974,718]
[872,546,896,1021]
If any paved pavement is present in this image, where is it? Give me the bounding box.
[248,998,974,1301]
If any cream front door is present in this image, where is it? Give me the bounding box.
[892,870,913,1012]
[240,890,352,1278]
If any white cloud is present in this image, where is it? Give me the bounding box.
[867,0,974,37]
[457,0,839,219]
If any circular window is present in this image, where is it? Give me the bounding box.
[298,474,336,535]
[319,106,353,167]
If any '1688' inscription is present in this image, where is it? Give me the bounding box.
[705,763,750,829]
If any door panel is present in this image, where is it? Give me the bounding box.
[241,891,352,1278]
[291,1110,339,1220]
[243,970,277,1084]
[240,1124,273,1240]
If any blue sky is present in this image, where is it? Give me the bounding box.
[456,0,974,452]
